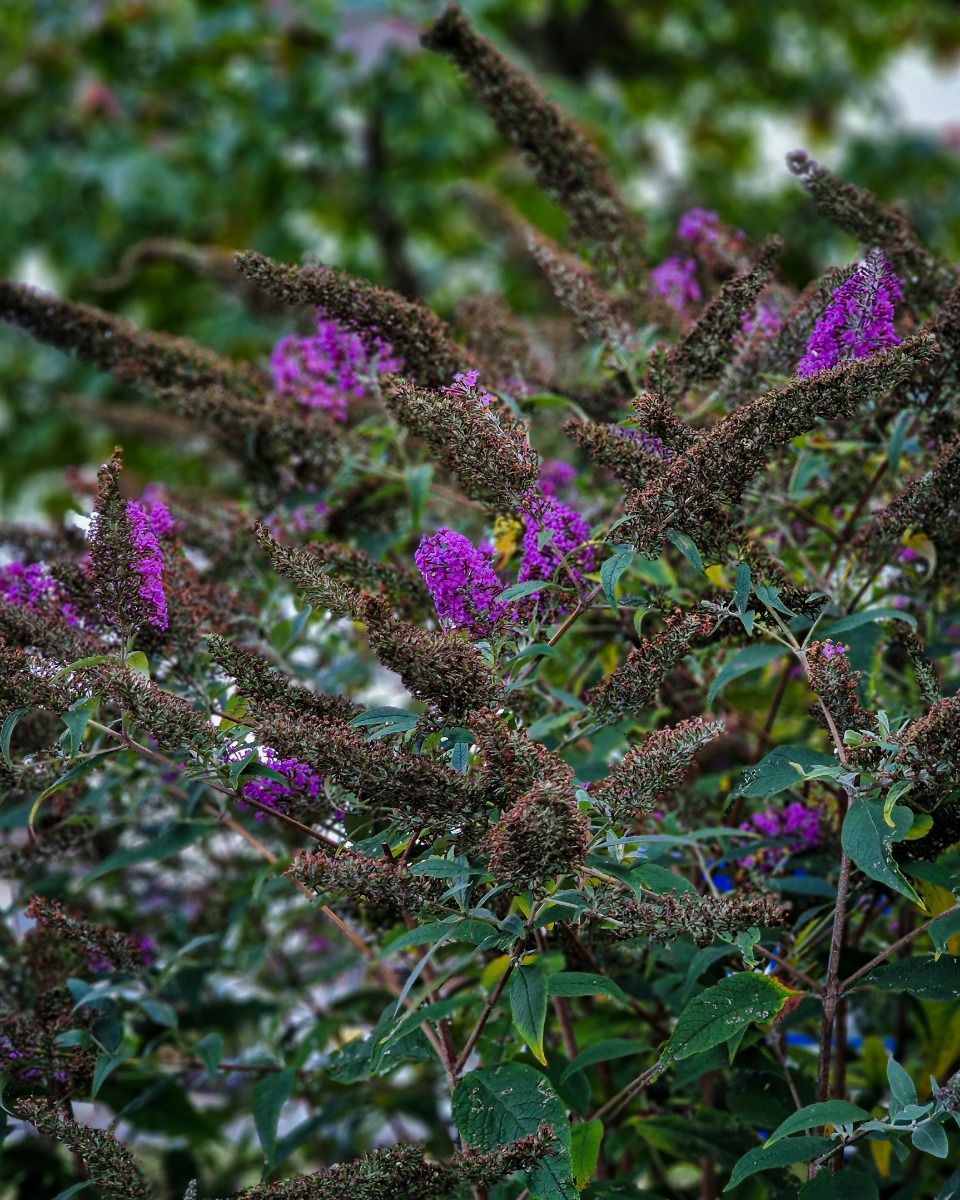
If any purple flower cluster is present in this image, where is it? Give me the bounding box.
[270,311,402,421]
[238,748,326,820]
[738,801,821,871]
[540,459,577,498]
[415,528,508,637]
[821,639,846,659]
[0,560,77,625]
[649,255,700,314]
[797,249,903,378]
[443,368,495,407]
[126,500,168,631]
[741,297,783,339]
[518,495,597,618]
[617,425,673,462]
[677,207,720,244]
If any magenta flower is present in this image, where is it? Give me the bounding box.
[0,560,78,625]
[741,297,783,339]
[518,496,596,619]
[125,500,168,631]
[270,311,402,420]
[540,459,577,498]
[797,249,902,378]
[650,255,701,314]
[238,749,325,820]
[738,801,821,871]
[415,527,510,638]
[443,369,495,408]
[677,207,720,244]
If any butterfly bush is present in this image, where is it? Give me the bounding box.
[4,8,960,1200]
[270,310,402,420]
[797,247,903,377]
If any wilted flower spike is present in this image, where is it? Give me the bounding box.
[126,501,169,631]
[415,528,507,636]
[797,249,902,377]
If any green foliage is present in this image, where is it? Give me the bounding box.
[2,4,960,1200]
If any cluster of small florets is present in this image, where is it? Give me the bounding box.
[125,500,169,630]
[238,748,326,820]
[0,560,77,625]
[517,494,597,619]
[270,310,402,420]
[738,801,821,871]
[741,295,783,339]
[443,367,495,407]
[677,207,720,244]
[649,255,700,313]
[797,248,902,377]
[415,527,510,637]
[539,459,577,497]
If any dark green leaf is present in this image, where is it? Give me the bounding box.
[819,607,916,638]
[841,800,921,904]
[193,1033,223,1081]
[85,821,209,882]
[865,956,960,1001]
[709,645,783,703]
[497,580,560,603]
[452,1063,576,1200]
[912,1122,949,1157]
[764,1100,870,1146]
[253,1067,295,1173]
[734,746,836,798]
[725,1137,836,1190]
[665,528,705,574]
[798,1170,879,1199]
[509,963,549,1064]
[601,545,635,614]
[1,707,28,770]
[562,1039,647,1081]
[548,972,627,1005]
[569,1119,603,1189]
[663,973,793,1063]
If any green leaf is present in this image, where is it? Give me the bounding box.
[452,1063,576,1200]
[798,1171,879,1199]
[562,1039,647,1082]
[887,1056,918,1110]
[569,1118,603,1189]
[350,706,418,732]
[724,1137,836,1190]
[0,707,28,770]
[547,972,627,1005]
[193,1032,223,1081]
[601,545,635,614]
[733,562,751,612]
[819,607,916,637]
[253,1067,295,1174]
[371,997,466,1073]
[125,651,150,677]
[708,645,784,703]
[753,584,797,617]
[841,800,922,905]
[91,1051,128,1099]
[734,746,836,798]
[887,407,915,473]
[379,918,499,956]
[912,1121,950,1157]
[405,463,433,529]
[764,1100,870,1146]
[509,963,549,1065]
[663,973,793,1063]
[665,528,705,574]
[85,821,209,882]
[497,580,560,603]
[930,907,960,958]
[866,956,960,1001]
[49,1185,94,1200]
[632,862,698,896]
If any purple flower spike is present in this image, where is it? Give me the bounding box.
[797,249,903,378]
[677,207,720,244]
[649,256,700,314]
[125,500,168,631]
[239,748,325,820]
[518,496,596,619]
[415,528,509,638]
[270,311,402,420]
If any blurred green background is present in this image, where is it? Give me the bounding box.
[2,0,959,517]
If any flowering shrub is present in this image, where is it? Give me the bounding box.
[2,7,960,1200]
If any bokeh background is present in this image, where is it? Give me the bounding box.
[3,0,960,520]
